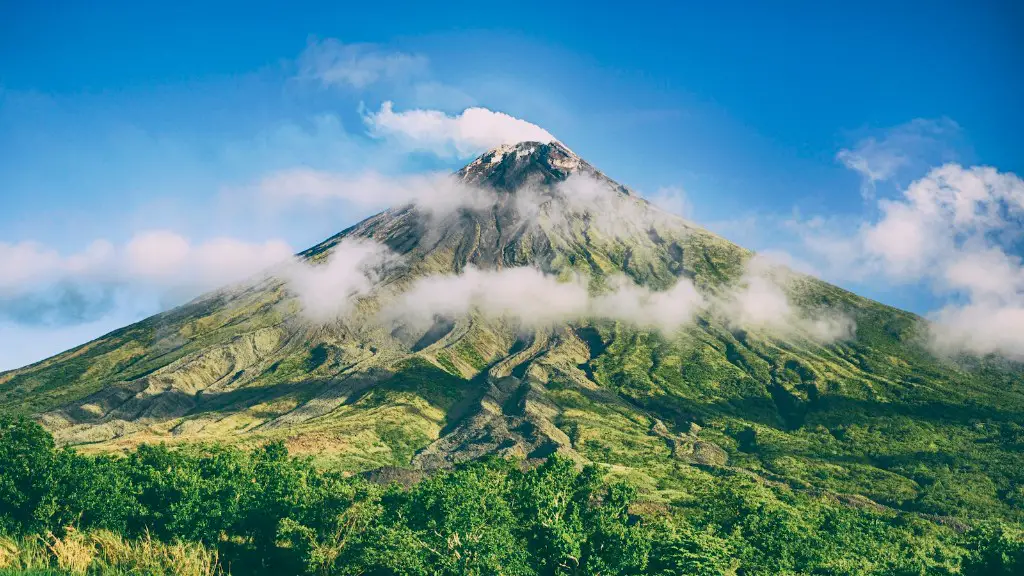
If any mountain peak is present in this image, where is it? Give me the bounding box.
[457,140,587,192]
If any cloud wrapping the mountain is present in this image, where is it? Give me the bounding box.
[534,174,691,241]
[257,168,691,250]
[282,239,398,323]
[265,166,850,343]
[384,266,590,330]
[715,254,855,343]
[379,265,705,334]
[590,275,704,332]
[364,102,557,157]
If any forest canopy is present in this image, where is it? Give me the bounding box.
[1,416,1022,575]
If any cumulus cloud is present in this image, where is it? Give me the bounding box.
[770,162,1024,359]
[0,241,114,296]
[715,254,855,343]
[837,118,961,199]
[364,102,557,157]
[856,164,1024,288]
[296,38,428,89]
[0,233,294,323]
[873,165,1024,359]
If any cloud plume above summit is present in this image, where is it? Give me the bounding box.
[364,102,557,157]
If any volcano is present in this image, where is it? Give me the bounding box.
[3,142,1022,520]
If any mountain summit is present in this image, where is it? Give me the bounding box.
[2,142,1022,521]
[458,141,588,190]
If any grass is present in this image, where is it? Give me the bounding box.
[0,530,221,576]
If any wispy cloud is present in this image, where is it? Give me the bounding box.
[256,168,496,215]
[269,169,851,345]
[643,185,692,219]
[296,38,429,89]
[837,117,961,199]
[289,251,849,345]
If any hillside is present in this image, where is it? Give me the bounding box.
[2,141,1023,526]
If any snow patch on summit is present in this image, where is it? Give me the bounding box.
[487,144,515,164]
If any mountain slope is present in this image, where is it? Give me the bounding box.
[2,141,1023,524]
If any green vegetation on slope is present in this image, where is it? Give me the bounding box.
[582,307,1024,523]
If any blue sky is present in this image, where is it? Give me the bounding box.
[2,0,1023,370]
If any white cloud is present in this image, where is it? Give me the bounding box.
[383,265,704,334]
[296,38,428,89]
[929,303,1024,360]
[381,258,853,343]
[896,166,1024,359]
[861,165,1024,279]
[756,162,1024,359]
[715,254,855,343]
[941,248,1023,302]
[257,168,496,215]
[384,266,589,330]
[643,186,692,219]
[837,118,961,199]
[121,231,294,289]
[0,232,293,306]
[591,275,704,333]
[543,174,690,242]
[282,238,397,323]
[0,240,114,295]
[0,233,294,370]
[364,102,557,157]
[124,231,192,282]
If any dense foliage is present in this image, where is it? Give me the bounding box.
[2,417,1022,575]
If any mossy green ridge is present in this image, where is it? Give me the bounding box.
[1,140,1022,536]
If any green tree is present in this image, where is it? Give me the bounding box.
[961,522,1024,575]
[0,416,59,535]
